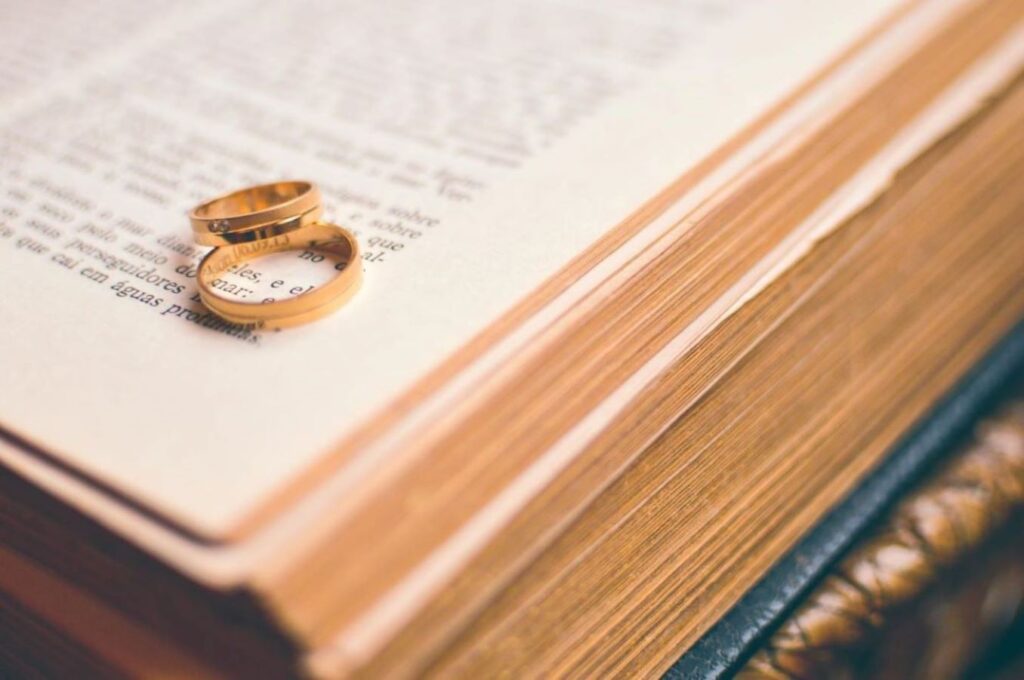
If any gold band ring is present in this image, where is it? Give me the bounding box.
[197,222,361,330]
[194,204,324,247]
[189,180,322,246]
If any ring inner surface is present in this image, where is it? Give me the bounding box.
[201,228,355,283]
[197,181,310,219]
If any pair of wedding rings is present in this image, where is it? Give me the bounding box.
[189,181,361,329]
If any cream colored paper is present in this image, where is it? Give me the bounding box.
[0,0,899,537]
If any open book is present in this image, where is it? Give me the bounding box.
[1,0,1023,676]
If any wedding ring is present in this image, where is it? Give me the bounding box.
[189,180,322,246]
[197,222,361,330]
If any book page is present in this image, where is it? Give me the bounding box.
[0,0,900,538]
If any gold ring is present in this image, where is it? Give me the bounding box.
[197,222,361,330]
[189,180,322,246]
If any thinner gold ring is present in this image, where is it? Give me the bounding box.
[197,222,361,330]
[189,180,322,246]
